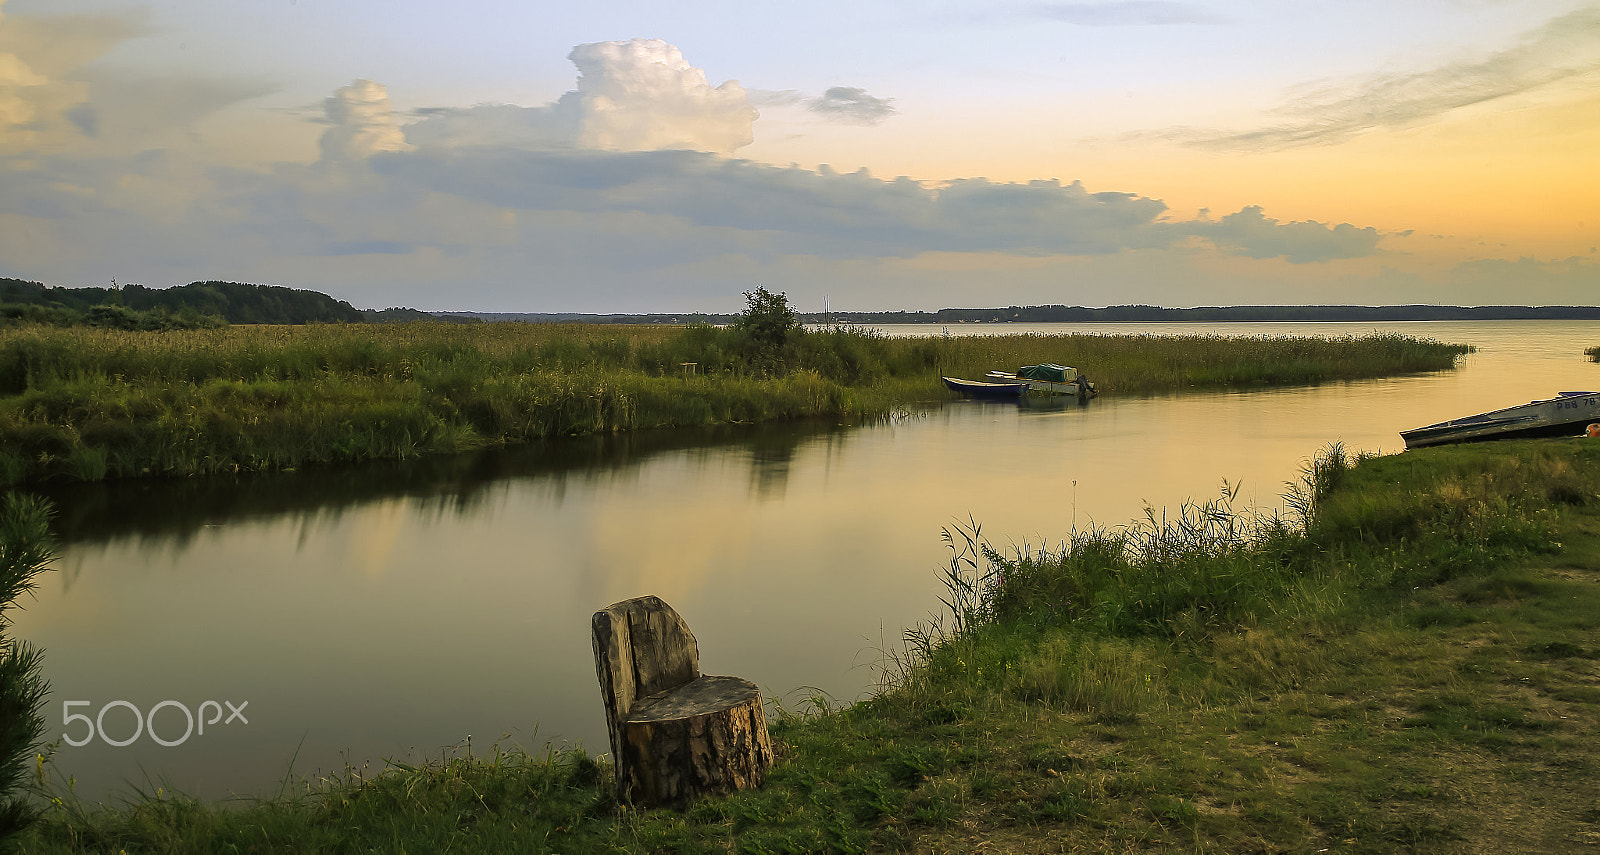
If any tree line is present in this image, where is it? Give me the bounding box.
[800,304,1600,324]
[8,275,1600,330]
[0,279,368,329]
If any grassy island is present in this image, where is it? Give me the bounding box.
[12,437,1600,852]
[0,320,1468,487]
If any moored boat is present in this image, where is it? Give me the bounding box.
[942,376,1027,399]
[986,363,1098,399]
[1401,391,1600,449]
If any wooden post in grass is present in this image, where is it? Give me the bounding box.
[591,595,772,808]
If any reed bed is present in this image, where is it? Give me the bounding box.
[912,329,1471,394]
[913,439,1567,661]
[0,322,1470,486]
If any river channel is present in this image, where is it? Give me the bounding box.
[13,320,1600,803]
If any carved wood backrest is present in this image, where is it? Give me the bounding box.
[592,596,700,765]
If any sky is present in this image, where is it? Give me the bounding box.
[0,0,1596,313]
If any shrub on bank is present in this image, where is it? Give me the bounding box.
[0,494,54,848]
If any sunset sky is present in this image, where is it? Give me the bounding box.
[1,0,1595,313]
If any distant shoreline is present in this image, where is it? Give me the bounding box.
[7,277,1599,327]
[440,304,1600,325]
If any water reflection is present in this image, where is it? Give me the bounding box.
[36,420,857,549]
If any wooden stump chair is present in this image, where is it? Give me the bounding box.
[591,595,773,808]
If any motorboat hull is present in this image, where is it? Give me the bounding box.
[1401,391,1600,449]
[942,376,1026,399]
[986,372,1094,397]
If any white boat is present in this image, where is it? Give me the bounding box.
[1400,391,1600,449]
[985,363,1098,399]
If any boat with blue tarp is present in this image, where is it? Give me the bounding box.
[986,363,1098,399]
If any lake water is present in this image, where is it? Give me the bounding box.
[13,320,1600,803]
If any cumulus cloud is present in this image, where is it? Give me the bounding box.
[1033,2,1225,26]
[565,39,756,152]
[404,38,756,155]
[1184,6,1600,150]
[320,79,411,161]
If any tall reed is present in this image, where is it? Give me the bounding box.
[0,323,1470,486]
[916,437,1563,654]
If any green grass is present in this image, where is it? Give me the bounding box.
[16,437,1600,853]
[0,323,1469,487]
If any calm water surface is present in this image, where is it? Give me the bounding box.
[14,320,1600,802]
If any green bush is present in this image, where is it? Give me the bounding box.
[734,287,800,359]
[0,493,55,847]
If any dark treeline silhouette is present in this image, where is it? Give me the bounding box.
[363,306,478,323]
[446,303,1600,325]
[7,275,1599,327]
[125,281,365,323]
[802,304,1600,324]
[1,278,365,326]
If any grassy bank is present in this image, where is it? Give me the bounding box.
[0,322,1468,487]
[16,437,1600,852]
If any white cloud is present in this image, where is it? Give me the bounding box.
[404,38,756,155]
[320,79,411,162]
[565,39,755,153]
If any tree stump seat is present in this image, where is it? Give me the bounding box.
[592,596,773,808]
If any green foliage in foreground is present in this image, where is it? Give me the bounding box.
[0,322,1469,487]
[0,301,223,332]
[18,438,1600,853]
[0,494,54,849]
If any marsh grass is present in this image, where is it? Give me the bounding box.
[22,739,624,855]
[18,439,1600,852]
[0,323,1468,487]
